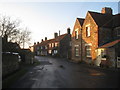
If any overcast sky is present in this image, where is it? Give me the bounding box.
[0,1,119,48]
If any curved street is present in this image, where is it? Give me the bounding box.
[11,56,119,88]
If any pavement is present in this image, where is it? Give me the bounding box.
[10,56,120,88]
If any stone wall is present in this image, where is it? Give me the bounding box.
[82,12,98,64]
[71,19,82,62]
[2,53,19,77]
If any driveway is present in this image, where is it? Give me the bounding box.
[11,56,119,88]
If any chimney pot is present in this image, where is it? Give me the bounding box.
[41,39,44,42]
[34,42,36,45]
[54,32,58,38]
[101,7,112,15]
[45,37,47,40]
[67,27,71,34]
[37,42,39,44]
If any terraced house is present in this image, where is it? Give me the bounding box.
[71,18,84,62]
[71,7,120,68]
[33,28,71,58]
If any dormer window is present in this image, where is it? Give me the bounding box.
[75,28,79,39]
[86,26,90,37]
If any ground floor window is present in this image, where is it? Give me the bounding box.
[101,49,106,58]
[49,50,52,54]
[75,47,79,56]
[86,45,91,57]
[54,50,58,54]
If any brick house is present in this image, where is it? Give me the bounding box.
[71,18,84,62]
[81,7,120,68]
[33,28,71,58]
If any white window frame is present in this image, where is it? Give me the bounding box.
[86,24,91,37]
[75,45,79,56]
[85,43,91,57]
[75,28,79,39]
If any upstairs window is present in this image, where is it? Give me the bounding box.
[55,43,58,47]
[49,44,51,48]
[75,29,79,39]
[52,43,54,47]
[86,26,90,37]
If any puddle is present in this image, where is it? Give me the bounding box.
[31,78,38,81]
[90,73,105,76]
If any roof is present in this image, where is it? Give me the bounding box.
[77,18,85,26]
[34,33,68,46]
[113,14,120,28]
[88,11,113,28]
[99,39,120,48]
[48,34,67,43]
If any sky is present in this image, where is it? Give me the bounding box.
[0,1,119,48]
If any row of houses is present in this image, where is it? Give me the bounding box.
[32,28,71,58]
[31,7,120,68]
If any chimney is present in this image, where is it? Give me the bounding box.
[45,37,47,41]
[54,32,58,38]
[59,30,60,36]
[67,27,71,34]
[37,42,39,44]
[101,7,112,15]
[41,39,44,42]
[34,42,36,45]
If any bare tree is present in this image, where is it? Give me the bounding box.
[0,15,20,41]
[14,28,31,49]
[0,15,31,48]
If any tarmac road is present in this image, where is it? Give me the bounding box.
[11,56,119,88]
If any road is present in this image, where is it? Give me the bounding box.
[11,56,119,88]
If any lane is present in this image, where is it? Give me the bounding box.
[11,56,119,88]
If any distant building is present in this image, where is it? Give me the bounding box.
[33,28,71,58]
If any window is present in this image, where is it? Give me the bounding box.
[86,26,90,37]
[101,49,106,58]
[54,50,58,54]
[41,46,43,49]
[45,46,47,49]
[52,43,54,47]
[49,50,52,54]
[86,45,91,57]
[75,29,79,39]
[55,43,58,47]
[49,44,51,48]
[75,45,79,56]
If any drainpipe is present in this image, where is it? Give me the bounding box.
[81,28,83,62]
